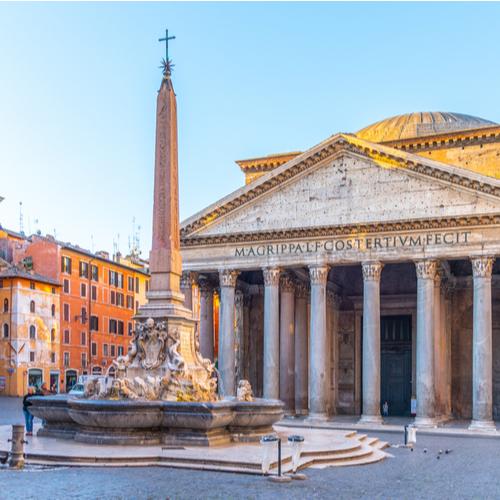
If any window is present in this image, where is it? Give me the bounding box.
[128,277,134,292]
[79,261,89,278]
[110,290,116,305]
[116,293,124,307]
[50,352,56,363]
[103,344,109,357]
[145,280,149,293]
[90,315,99,331]
[81,331,87,346]
[117,273,124,289]
[52,287,56,294]
[63,329,70,344]
[63,303,70,322]
[117,320,124,336]
[109,270,123,287]
[63,352,70,367]
[81,352,87,368]
[109,319,117,334]
[80,283,87,298]
[3,298,8,312]
[29,325,36,340]
[91,265,99,282]
[91,285,97,301]
[30,281,35,290]
[61,256,72,274]
[50,328,55,342]
[117,346,124,357]
[128,322,133,336]
[110,344,116,357]
[51,304,56,317]
[91,342,97,356]
[30,300,35,313]
[3,323,9,338]
[81,307,87,324]
[63,279,70,294]
[0,279,3,288]
[136,277,140,293]
[135,301,139,313]
[29,351,35,362]
[126,295,134,309]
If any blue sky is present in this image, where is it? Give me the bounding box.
[1,2,500,257]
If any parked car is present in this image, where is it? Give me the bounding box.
[68,383,85,398]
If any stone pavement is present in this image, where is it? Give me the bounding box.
[1,431,500,499]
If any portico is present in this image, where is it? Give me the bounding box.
[179,120,500,430]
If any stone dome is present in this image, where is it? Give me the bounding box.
[356,112,497,143]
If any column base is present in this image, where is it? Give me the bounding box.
[306,412,328,424]
[413,416,438,429]
[358,414,383,425]
[468,419,498,432]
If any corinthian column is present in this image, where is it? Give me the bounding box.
[199,280,214,360]
[359,262,383,424]
[308,265,329,419]
[218,269,239,397]
[180,271,197,314]
[415,260,438,427]
[294,283,309,414]
[280,275,295,412]
[469,256,496,431]
[263,267,281,399]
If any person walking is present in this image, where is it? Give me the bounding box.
[23,387,35,436]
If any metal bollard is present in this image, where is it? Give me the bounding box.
[8,424,27,469]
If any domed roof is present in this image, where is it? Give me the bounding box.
[356,112,497,143]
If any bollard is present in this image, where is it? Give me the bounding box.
[8,424,27,469]
[287,435,306,480]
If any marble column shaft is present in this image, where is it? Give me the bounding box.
[470,256,495,430]
[279,276,295,411]
[308,265,329,418]
[199,281,214,360]
[294,284,309,414]
[263,267,281,400]
[218,270,239,397]
[415,260,437,426]
[359,262,383,424]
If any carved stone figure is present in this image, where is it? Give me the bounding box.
[236,379,254,402]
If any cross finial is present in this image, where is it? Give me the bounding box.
[158,29,176,77]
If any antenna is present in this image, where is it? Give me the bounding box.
[91,234,95,252]
[19,202,24,234]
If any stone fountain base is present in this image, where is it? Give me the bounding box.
[29,396,284,446]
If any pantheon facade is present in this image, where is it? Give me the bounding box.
[179,112,500,430]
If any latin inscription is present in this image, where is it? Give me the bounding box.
[234,231,471,258]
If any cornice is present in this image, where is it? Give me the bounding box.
[181,214,500,248]
[181,135,500,239]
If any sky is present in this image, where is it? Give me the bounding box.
[1,1,500,257]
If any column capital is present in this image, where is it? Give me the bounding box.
[180,271,198,288]
[198,278,213,297]
[295,282,310,299]
[471,256,495,278]
[362,261,383,281]
[219,269,239,288]
[280,275,295,293]
[263,267,281,287]
[415,260,438,280]
[309,265,329,285]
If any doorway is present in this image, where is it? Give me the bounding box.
[380,315,412,416]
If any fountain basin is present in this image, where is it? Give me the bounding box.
[29,396,284,446]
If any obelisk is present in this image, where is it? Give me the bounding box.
[138,57,190,320]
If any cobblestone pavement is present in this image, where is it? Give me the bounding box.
[1,397,499,499]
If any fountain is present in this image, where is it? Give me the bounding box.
[30,37,284,446]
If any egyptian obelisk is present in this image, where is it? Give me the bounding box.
[138,52,190,320]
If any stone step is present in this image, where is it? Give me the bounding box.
[300,443,362,458]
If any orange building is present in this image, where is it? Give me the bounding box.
[24,236,150,390]
[0,228,150,393]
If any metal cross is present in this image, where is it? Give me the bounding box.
[158,29,176,61]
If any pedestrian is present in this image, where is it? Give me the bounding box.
[40,382,51,395]
[23,386,35,436]
[382,401,389,417]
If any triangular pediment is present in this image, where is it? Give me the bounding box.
[181,135,500,241]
